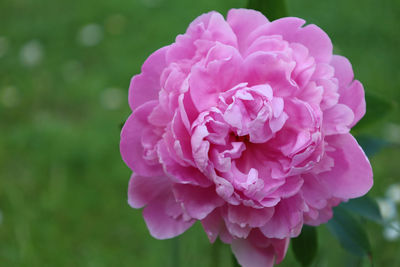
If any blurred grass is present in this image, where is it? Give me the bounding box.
[0,0,399,266]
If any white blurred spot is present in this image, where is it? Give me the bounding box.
[0,86,19,108]
[77,24,103,47]
[384,123,400,144]
[100,87,124,110]
[20,40,43,67]
[383,221,400,241]
[105,14,127,35]
[377,198,397,221]
[386,183,400,204]
[62,60,84,82]
[0,36,9,58]
[140,0,164,8]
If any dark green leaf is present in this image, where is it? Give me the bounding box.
[292,225,318,267]
[327,206,371,257]
[232,252,241,267]
[341,196,382,223]
[247,0,288,20]
[353,92,395,131]
[356,135,390,158]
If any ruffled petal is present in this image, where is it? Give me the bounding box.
[243,51,296,96]
[248,17,332,63]
[190,43,243,111]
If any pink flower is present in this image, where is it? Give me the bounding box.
[120,9,373,267]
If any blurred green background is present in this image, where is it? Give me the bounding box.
[0,0,399,266]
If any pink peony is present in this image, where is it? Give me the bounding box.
[120,9,373,267]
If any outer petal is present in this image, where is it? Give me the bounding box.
[129,46,168,111]
[343,80,365,127]
[128,174,170,209]
[120,101,164,176]
[331,55,366,126]
[248,17,332,62]
[227,205,274,228]
[330,55,353,86]
[231,239,275,267]
[201,209,234,243]
[187,11,237,47]
[323,104,354,135]
[227,8,269,53]
[167,11,237,63]
[173,184,224,220]
[320,134,373,199]
[259,194,304,239]
[143,192,195,239]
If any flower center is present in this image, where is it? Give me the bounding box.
[230,132,250,143]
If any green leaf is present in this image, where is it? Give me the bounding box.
[353,91,395,131]
[232,252,241,267]
[247,0,288,20]
[327,206,371,257]
[356,135,390,158]
[341,196,382,223]
[292,225,318,267]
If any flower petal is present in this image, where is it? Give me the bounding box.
[143,192,195,239]
[248,17,332,62]
[173,184,224,220]
[227,205,274,228]
[231,238,275,267]
[129,46,169,111]
[331,55,366,127]
[320,134,373,199]
[120,101,164,176]
[227,8,269,53]
[128,174,170,209]
[260,194,305,239]
[190,43,243,111]
[323,103,354,135]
